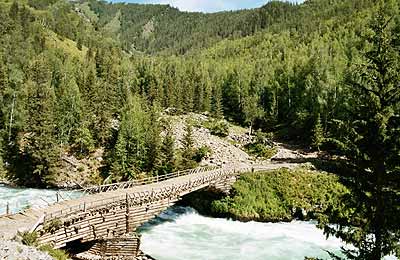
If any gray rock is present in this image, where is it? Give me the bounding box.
[0,240,54,260]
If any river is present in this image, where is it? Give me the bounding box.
[0,184,81,215]
[1,185,391,260]
[139,207,343,260]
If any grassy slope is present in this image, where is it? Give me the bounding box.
[45,31,88,61]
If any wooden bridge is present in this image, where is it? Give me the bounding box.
[0,164,295,259]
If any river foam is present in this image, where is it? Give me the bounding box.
[1,186,397,260]
[139,207,344,260]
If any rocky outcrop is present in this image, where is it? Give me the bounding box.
[169,114,254,168]
[0,240,54,260]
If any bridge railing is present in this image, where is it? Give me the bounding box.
[55,166,220,202]
[79,166,220,195]
[42,166,233,222]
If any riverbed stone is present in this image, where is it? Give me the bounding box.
[0,240,54,260]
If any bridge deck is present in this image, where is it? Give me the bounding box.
[0,163,296,241]
[0,167,229,240]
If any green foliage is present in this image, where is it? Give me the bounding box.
[211,168,348,222]
[180,120,197,169]
[193,146,211,163]
[245,131,276,159]
[39,245,69,260]
[319,1,400,259]
[159,121,176,174]
[28,0,57,10]
[311,114,324,151]
[43,218,63,234]
[73,124,95,156]
[19,231,38,246]
[245,143,277,160]
[0,3,399,256]
[22,55,60,187]
[110,94,151,179]
[203,119,229,137]
[145,104,162,173]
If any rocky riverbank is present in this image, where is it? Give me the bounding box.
[0,240,54,260]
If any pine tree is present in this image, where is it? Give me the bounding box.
[145,104,162,173]
[181,120,196,169]
[56,61,83,146]
[212,85,224,119]
[320,2,400,259]
[160,121,176,175]
[77,37,83,51]
[24,56,59,187]
[311,114,324,151]
[73,121,95,156]
[111,94,149,180]
[9,1,19,20]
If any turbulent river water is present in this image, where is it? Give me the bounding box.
[139,207,344,260]
[0,184,81,215]
[3,185,392,260]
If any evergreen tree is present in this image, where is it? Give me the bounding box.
[320,2,400,258]
[73,121,95,156]
[24,56,59,187]
[111,94,149,180]
[311,114,324,151]
[181,120,196,169]
[56,61,83,146]
[9,1,19,20]
[212,85,224,119]
[222,71,242,122]
[160,121,176,175]
[145,103,162,173]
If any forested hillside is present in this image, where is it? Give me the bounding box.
[0,0,399,258]
[81,0,375,54]
[0,0,394,185]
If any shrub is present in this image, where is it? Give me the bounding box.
[204,119,229,137]
[19,231,38,246]
[210,168,348,222]
[43,218,63,234]
[245,130,276,159]
[194,146,211,162]
[245,143,277,159]
[39,244,69,260]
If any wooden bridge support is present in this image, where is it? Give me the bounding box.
[208,175,237,194]
[74,233,145,260]
[27,167,247,259]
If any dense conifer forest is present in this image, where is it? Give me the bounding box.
[0,0,399,258]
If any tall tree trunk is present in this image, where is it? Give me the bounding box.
[373,160,385,260]
[8,91,16,143]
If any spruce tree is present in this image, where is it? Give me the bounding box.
[56,62,83,146]
[311,114,324,151]
[24,56,59,187]
[145,104,162,173]
[212,85,224,119]
[160,121,176,175]
[111,94,149,180]
[181,120,196,169]
[320,2,400,259]
[9,1,19,20]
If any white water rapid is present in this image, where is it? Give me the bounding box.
[2,186,397,260]
[139,207,344,260]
